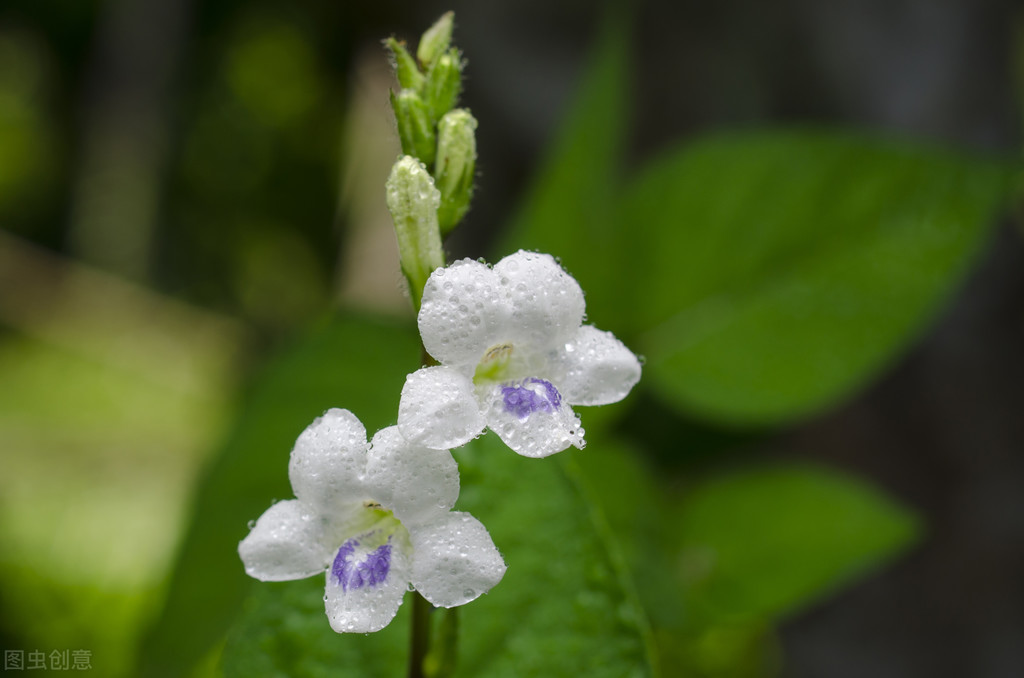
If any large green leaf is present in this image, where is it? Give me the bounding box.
[135,312,420,677]
[674,464,920,627]
[503,18,1008,427]
[221,432,656,677]
[627,131,1010,423]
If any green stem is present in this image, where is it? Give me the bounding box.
[408,592,432,678]
[424,607,459,677]
[399,38,453,669]
[407,289,441,678]
[407,307,443,676]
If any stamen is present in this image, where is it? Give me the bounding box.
[474,342,514,383]
[483,343,513,362]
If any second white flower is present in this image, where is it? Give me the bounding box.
[399,250,641,458]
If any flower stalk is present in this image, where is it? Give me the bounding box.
[238,11,640,678]
[388,18,468,676]
[408,593,432,678]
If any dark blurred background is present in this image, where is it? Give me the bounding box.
[0,0,1021,676]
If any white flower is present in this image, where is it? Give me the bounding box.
[238,408,506,633]
[398,250,641,458]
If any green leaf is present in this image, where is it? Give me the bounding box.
[503,23,1006,426]
[135,312,420,678]
[566,437,680,626]
[625,131,1011,423]
[569,439,789,678]
[569,442,917,677]
[499,12,630,329]
[675,464,920,627]
[221,432,656,677]
[453,435,655,677]
[224,577,410,678]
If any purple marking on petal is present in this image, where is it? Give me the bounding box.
[501,378,562,419]
[332,537,392,591]
[529,377,562,408]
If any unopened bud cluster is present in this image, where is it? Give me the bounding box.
[386,11,477,249]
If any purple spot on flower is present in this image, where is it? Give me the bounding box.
[332,537,392,591]
[501,378,562,419]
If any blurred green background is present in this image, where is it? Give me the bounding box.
[0,1,1021,677]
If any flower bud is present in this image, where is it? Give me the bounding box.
[417,11,454,69]
[386,156,445,306]
[384,37,425,92]
[435,109,477,235]
[390,89,436,167]
[426,48,462,121]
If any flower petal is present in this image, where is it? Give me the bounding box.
[550,325,642,406]
[494,251,585,351]
[325,530,413,633]
[365,426,460,525]
[238,500,334,582]
[419,258,508,368]
[398,366,485,450]
[483,379,584,458]
[410,512,506,608]
[289,408,369,512]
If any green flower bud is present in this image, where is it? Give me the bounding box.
[417,11,454,69]
[435,109,477,235]
[390,89,436,167]
[384,37,425,92]
[386,156,445,307]
[426,48,462,121]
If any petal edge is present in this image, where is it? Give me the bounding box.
[552,325,642,406]
[238,500,333,582]
[410,512,506,608]
[398,366,485,450]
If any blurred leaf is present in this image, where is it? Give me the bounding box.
[567,437,679,626]
[454,435,654,677]
[499,11,630,329]
[675,464,920,627]
[223,577,409,678]
[0,33,57,222]
[136,312,420,678]
[573,448,917,676]
[570,439,779,678]
[226,20,322,128]
[627,131,1011,424]
[222,432,656,677]
[503,19,1008,427]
